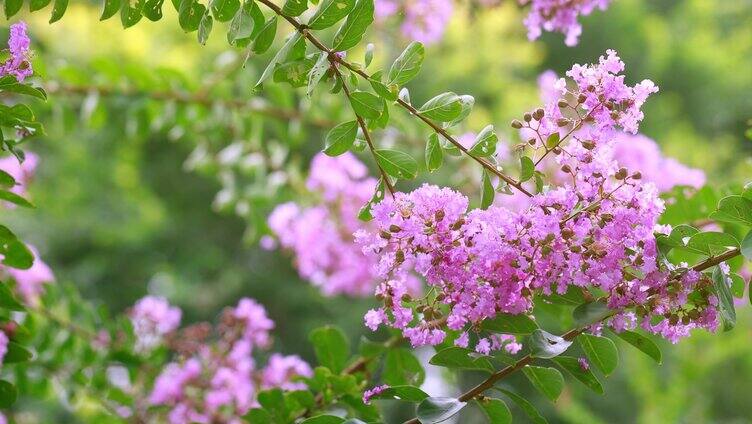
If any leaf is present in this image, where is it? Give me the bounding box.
[384,348,425,386]
[31,0,53,12]
[4,0,23,19]
[256,32,302,87]
[142,0,165,20]
[227,0,255,42]
[528,329,572,359]
[309,326,350,373]
[0,189,34,208]
[520,156,535,182]
[553,356,604,394]
[685,231,739,256]
[612,329,662,364]
[358,178,385,221]
[4,341,33,363]
[307,52,330,97]
[198,13,213,44]
[425,133,443,172]
[374,149,417,180]
[709,195,752,226]
[372,385,428,402]
[572,300,611,326]
[2,240,34,269]
[301,416,345,424]
[416,397,466,424]
[578,334,618,376]
[545,132,560,149]
[0,380,17,409]
[468,125,497,157]
[418,92,462,122]
[0,284,25,311]
[522,366,564,402]
[0,79,47,100]
[324,121,358,156]
[49,0,69,23]
[478,398,512,424]
[369,78,396,101]
[0,171,15,189]
[495,389,547,424]
[711,266,736,331]
[282,0,306,16]
[349,91,382,119]
[252,16,277,54]
[210,0,239,21]
[308,0,354,29]
[120,0,144,27]
[388,42,424,86]
[742,230,752,260]
[331,0,373,51]
[446,95,475,127]
[481,170,495,210]
[178,0,205,31]
[480,313,539,334]
[429,347,495,373]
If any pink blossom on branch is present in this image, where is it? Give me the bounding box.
[2,22,33,81]
[521,0,611,46]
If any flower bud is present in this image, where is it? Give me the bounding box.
[556,118,570,127]
[577,93,587,103]
[523,113,532,122]
[631,171,642,180]
[511,120,523,129]
[533,108,545,120]
[557,99,569,108]
[615,168,628,180]
[560,164,572,173]
[389,224,402,233]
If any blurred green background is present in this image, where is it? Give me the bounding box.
[5,0,752,422]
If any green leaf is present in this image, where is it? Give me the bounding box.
[0,79,47,100]
[301,415,345,424]
[349,91,382,119]
[468,125,497,157]
[374,149,417,180]
[384,348,425,386]
[369,78,396,101]
[481,170,495,210]
[142,0,164,20]
[372,385,428,402]
[711,266,736,331]
[545,132,560,149]
[522,366,564,402]
[388,42,424,86]
[210,0,239,21]
[324,121,358,156]
[578,334,618,376]
[178,0,205,31]
[0,171,15,189]
[332,0,373,51]
[612,329,662,364]
[0,284,25,311]
[4,341,33,363]
[4,0,23,19]
[495,389,547,424]
[709,195,752,226]
[429,347,495,373]
[0,380,17,409]
[425,133,443,172]
[0,189,34,208]
[364,43,374,66]
[741,230,752,260]
[198,12,213,44]
[572,300,611,326]
[528,329,572,359]
[478,398,512,424]
[282,0,306,16]
[49,0,69,23]
[2,239,34,269]
[227,0,256,43]
[520,156,535,182]
[418,92,462,122]
[416,397,466,424]
[120,0,144,27]
[553,356,604,394]
[309,326,350,373]
[307,52,331,97]
[31,0,53,12]
[446,95,475,127]
[256,32,302,87]
[308,0,354,29]
[358,178,385,221]
[252,16,277,54]
[481,313,539,334]
[685,231,739,256]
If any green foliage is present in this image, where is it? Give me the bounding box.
[528,330,573,359]
[416,397,467,424]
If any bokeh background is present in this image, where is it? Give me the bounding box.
[4,0,752,421]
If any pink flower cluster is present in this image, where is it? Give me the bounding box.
[375,0,453,45]
[267,153,401,297]
[359,51,719,351]
[130,295,182,352]
[2,22,32,81]
[2,245,55,304]
[0,330,8,368]
[522,0,611,46]
[148,298,312,423]
[362,384,389,405]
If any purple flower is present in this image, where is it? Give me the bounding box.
[578,357,590,370]
[363,384,389,404]
[2,22,33,81]
[130,296,181,352]
[523,0,611,46]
